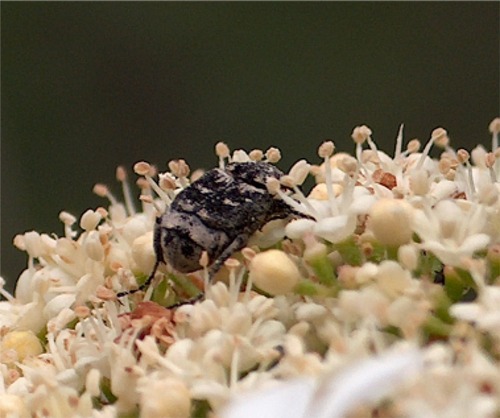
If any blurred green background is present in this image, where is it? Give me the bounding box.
[2,2,499,293]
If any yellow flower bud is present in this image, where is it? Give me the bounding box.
[249,250,301,295]
[1,330,43,362]
[369,199,414,246]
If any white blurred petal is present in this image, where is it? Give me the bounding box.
[315,349,423,418]
[23,231,43,258]
[460,233,490,254]
[15,269,35,303]
[232,150,251,163]
[349,194,376,215]
[285,219,316,239]
[221,348,423,418]
[43,294,76,320]
[450,303,483,322]
[314,215,356,243]
[221,379,314,418]
[429,179,458,201]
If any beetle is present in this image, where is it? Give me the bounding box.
[117,161,311,302]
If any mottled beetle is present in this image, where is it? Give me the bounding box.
[118,161,311,301]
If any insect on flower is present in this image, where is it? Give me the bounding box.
[117,161,312,303]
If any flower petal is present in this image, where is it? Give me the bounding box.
[221,378,315,418]
[314,215,356,243]
[285,219,316,239]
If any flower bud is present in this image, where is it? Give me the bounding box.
[23,231,43,258]
[369,199,413,246]
[398,244,419,271]
[1,330,43,362]
[288,159,311,185]
[265,147,281,163]
[80,209,102,231]
[249,250,301,295]
[84,231,104,261]
[215,141,230,158]
[131,231,156,274]
[318,141,335,158]
[351,125,372,144]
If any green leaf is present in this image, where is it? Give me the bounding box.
[423,315,453,339]
[334,237,363,266]
[294,280,320,296]
[309,256,336,286]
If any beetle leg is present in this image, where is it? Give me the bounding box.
[208,233,250,279]
[163,234,250,307]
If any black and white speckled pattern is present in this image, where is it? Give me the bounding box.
[118,161,309,297]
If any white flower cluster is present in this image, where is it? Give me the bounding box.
[1,119,499,418]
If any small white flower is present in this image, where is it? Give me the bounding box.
[313,214,357,244]
[451,285,500,339]
[137,375,191,418]
[84,231,105,261]
[23,231,43,258]
[43,294,76,322]
[0,393,30,417]
[248,219,288,248]
[336,286,391,326]
[411,200,491,266]
[286,169,376,244]
[285,218,316,239]
[387,296,430,338]
[374,260,414,299]
[108,344,143,412]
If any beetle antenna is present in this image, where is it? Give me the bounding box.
[116,259,161,298]
[166,292,204,308]
[116,260,205,307]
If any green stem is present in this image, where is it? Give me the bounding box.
[167,273,202,298]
